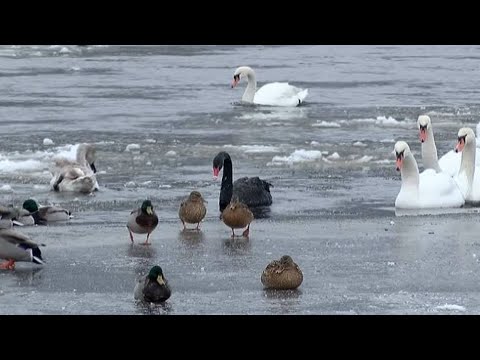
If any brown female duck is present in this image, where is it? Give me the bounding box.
[221,198,254,238]
[261,255,303,290]
[178,191,207,230]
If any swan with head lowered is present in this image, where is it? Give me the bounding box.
[50,143,99,194]
[212,151,273,213]
[231,66,308,107]
[417,115,480,176]
[394,141,464,209]
[453,127,480,203]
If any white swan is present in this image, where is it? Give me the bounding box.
[50,143,99,194]
[418,115,480,176]
[453,127,480,203]
[394,141,464,209]
[231,66,308,107]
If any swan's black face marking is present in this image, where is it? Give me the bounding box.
[395,150,405,171]
[419,124,428,143]
[455,135,467,153]
[90,162,97,174]
[231,74,241,88]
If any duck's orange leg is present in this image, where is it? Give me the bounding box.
[242,224,250,238]
[0,259,15,270]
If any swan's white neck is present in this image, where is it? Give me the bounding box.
[459,137,476,195]
[76,148,88,166]
[242,68,257,103]
[421,127,441,172]
[400,153,420,198]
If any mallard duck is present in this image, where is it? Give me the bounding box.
[134,265,171,303]
[261,255,303,290]
[0,226,45,270]
[22,199,72,224]
[0,219,24,230]
[127,200,159,245]
[178,191,207,230]
[50,143,99,193]
[0,204,36,226]
[221,197,254,238]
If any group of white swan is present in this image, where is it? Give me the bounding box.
[395,115,480,209]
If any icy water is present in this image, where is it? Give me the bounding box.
[1,45,480,314]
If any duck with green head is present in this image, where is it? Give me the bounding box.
[127,200,158,245]
[134,265,171,303]
[22,199,72,225]
[0,204,35,226]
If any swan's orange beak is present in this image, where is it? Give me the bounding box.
[396,157,403,171]
[213,167,220,180]
[419,128,427,143]
[455,138,465,153]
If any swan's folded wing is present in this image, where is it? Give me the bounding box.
[233,177,273,207]
[419,170,465,207]
[255,82,308,106]
[235,177,273,191]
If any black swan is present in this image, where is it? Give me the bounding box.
[212,151,273,212]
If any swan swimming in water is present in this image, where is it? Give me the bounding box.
[453,127,480,203]
[417,115,480,176]
[212,151,273,213]
[231,66,308,107]
[394,141,464,209]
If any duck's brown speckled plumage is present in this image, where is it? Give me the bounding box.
[261,255,303,290]
[221,198,253,237]
[179,191,207,230]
